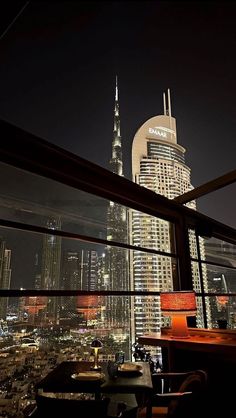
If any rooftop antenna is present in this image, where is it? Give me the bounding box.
[163,92,167,115]
[167,88,172,118]
[167,88,173,138]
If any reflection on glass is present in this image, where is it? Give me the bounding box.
[201,236,236,267]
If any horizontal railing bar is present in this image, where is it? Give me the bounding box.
[190,256,236,271]
[199,293,236,297]
[0,290,236,297]
[1,290,162,297]
[175,169,236,204]
[0,218,177,258]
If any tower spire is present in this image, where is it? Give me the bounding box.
[115,75,118,101]
[163,92,167,115]
[167,88,172,118]
[105,76,129,339]
[167,88,173,137]
[110,76,123,176]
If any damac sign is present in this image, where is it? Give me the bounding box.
[148,126,176,139]
[148,127,167,138]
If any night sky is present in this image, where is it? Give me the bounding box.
[0,1,236,229]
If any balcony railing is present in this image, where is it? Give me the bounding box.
[0,119,236,416]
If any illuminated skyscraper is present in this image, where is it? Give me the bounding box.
[105,77,130,339]
[41,218,61,324]
[60,250,80,323]
[77,249,102,327]
[0,239,11,319]
[130,89,210,340]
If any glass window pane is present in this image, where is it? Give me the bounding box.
[204,263,236,294]
[0,227,177,291]
[0,163,176,254]
[202,236,236,268]
[191,263,213,328]
[206,295,236,329]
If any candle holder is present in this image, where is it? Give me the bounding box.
[91,339,103,370]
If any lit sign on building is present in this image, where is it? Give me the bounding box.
[148,126,176,139]
[148,128,167,138]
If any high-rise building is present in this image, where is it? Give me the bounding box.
[60,248,101,326]
[130,89,210,340]
[76,249,102,327]
[22,252,46,325]
[41,218,61,324]
[105,77,130,340]
[60,250,80,323]
[80,250,99,292]
[0,239,11,319]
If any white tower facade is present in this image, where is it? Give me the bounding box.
[130,90,210,340]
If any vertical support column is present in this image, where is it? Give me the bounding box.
[174,217,193,291]
[195,232,208,328]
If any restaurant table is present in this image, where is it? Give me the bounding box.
[138,328,236,416]
[36,361,153,399]
[138,327,236,371]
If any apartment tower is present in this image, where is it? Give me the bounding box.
[130,89,209,340]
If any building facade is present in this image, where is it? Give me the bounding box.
[130,90,210,340]
[60,250,80,324]
[76,249,101,328]
[0,239,11,320]
[41,218,62,324]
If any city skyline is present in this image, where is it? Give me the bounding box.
[0,2,235,229]
[1,77,232,346]
[0,4,235,414]
[0,78,216,350]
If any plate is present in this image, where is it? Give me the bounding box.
[71,372,105,381]
[118,363,143,376]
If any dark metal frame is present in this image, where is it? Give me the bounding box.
[175,168,236,204]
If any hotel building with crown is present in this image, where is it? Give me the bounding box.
[130,89,211,340]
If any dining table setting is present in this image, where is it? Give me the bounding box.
[36,360,153,398]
